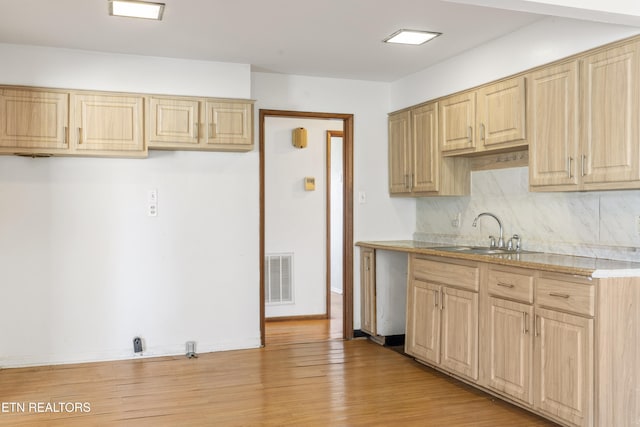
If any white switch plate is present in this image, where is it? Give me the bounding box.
[358,191,366,204]
[148,189,158,217]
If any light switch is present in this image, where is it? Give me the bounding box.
[358,191,366,204]
[148,189,158,217]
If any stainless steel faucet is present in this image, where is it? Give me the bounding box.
[472,212,504,248]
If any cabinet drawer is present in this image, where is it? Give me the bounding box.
[412,256,479,291]
[488,267,534,303]
[536,277,595,317]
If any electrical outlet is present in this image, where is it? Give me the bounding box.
[133,337,143,353]
[451,212,461,228]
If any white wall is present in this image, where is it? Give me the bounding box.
[0,44,259,367]
[390,17,640,111]
[264,117,342,317]
[252,72,415,329]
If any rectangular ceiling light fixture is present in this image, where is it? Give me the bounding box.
[383,29,441,45]
[109,0,165,20]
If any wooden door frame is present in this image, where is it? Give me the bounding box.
[260,109,354,346]
[326,130,344,320]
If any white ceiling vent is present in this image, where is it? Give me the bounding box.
[265,253,294,304]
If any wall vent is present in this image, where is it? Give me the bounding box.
[265,253,293,304]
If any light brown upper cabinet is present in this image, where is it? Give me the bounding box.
[440,91,476,153]
[528,61,580,189]
[147,97,254,152]
[389,102,469,196]
[0,88,70,154]
[204,101,253,151]
[530,40,640,191]
[147,96,200,147]
[581,41,640,190]
[388,110,411,194]
[440,76,527,156]
[73,93,146,157]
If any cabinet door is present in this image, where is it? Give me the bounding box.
[73,93,145,155]
[0,89,69,150]
[204,101,253,151]
[528,61,580,189]
[411,102,439,193]
[534,307,593,427]
[360,248,376,336]
[441,287,478,380]
[440,91,475,153]
[487,297,533,405]
[476,76,526,150]
[405,279,441,364]
[581,41,640,187]
[148,97,200,147]
[388,110,411,194]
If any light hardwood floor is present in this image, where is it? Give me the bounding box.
[0,293,555,426]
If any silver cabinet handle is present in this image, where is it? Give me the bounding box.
[497,282,514,289]
[434,290,438,307]
[77,128,82,145]
[534,315,540,337]
[440,290,445,310]
[467,126,473,144]
[63,126,68,145]
[568,157,573,178]
[480,123,485,141]
[549,292,570,299]
[523,312,528,334]
[581,154,586,177]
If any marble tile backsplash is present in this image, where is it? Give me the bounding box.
[414,167,640,262]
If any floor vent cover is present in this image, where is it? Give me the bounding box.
[265,253,294,304]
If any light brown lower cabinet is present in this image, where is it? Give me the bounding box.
[360,247,376,336]
[534,307,593,427]
[402,257,640,427]
[487,297,534,405]
[405,255,479,381]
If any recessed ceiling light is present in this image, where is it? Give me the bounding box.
[108,0,165,20]
[383,29,441,46]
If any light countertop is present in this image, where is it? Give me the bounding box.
[356,240,640,278]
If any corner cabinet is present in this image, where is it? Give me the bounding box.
[389,103,470,196]
[530,39,640,191]
[147,96,254,152]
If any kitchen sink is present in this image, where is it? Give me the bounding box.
[434,246,538,255]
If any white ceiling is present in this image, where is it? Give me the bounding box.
[0,0,638,82]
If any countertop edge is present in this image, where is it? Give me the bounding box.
[355,240,640,278]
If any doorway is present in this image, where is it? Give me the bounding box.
[259,110,354,346]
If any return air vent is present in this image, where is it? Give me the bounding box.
[265,253,294,304]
